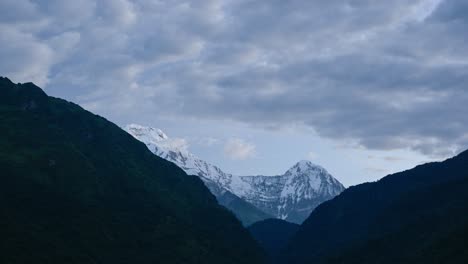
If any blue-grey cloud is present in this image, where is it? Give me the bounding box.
[1,0,467,157]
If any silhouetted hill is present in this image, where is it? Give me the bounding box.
[0,77,265,264]
[248,219,299,263]
[283,150,468,263]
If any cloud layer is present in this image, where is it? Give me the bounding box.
[224,138,256,160]
[1,0,468,157]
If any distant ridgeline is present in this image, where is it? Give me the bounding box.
[0,77,265,264]
[126,124,345,225]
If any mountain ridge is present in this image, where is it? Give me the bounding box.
[282,148,468,263]
[125,124,345,224]
[124,124,272,225]
[0,77,265,264]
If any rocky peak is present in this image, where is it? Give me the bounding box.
[285,160,326,176]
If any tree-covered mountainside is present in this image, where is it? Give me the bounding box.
[283,149,468,264]
[0,77,265,264]
[248,219,299,263]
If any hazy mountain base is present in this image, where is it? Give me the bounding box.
[0,77,265,264]
[214,187,273,226]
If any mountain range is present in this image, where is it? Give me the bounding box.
[125,124,345,224]
[2,76,467,264]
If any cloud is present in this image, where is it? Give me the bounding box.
[307,151,318,161]
[224,138,256,160]
[0,25,53,86]
[197,137,220,147]
[365,167,389,174]
[165,138,190,154]
[1,0,468,158]
[383,156,406,162]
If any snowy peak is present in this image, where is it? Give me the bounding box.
[295,160,316,167]
[285,160,326,176]
[124,124,234,194]
[125,124,272,226]
[239,160,345,223]
[126,124,168,141]
[124,124,189,156]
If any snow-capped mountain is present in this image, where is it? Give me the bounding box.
[124,124,240,197]
[240,161,345,223]
[124,124,272,226]
[125,124,345,224]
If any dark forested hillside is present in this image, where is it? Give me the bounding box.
[0,77,264,264]
[248,219,299,263]
[284,149,468,264]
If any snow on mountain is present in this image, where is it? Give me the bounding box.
[124,124,238,197]
[124,124,271,226]
[240,161,345,223]
[124,124,345,224]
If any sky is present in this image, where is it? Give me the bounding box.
[1,0,468,186]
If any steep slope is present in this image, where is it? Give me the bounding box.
[284,150,468,264]
[0,77,265,264]
[124,124,272,226]
[215,190,273,226]
[125,124,345,224]
[248,219,299,263]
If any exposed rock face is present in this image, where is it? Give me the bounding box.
[240,160,345,223]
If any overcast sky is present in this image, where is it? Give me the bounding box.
[2,0,468,186]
